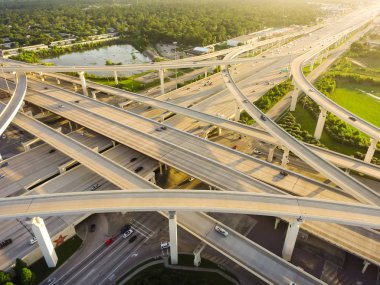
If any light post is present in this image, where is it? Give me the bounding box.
[173,41,178,89]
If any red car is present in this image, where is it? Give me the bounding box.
[105,238,114,246]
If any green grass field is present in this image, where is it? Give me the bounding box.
[330,81,380,127]
[290,103,378,158]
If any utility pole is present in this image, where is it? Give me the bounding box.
[16,218,34,237]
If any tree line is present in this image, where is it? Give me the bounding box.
[1,0,321,51]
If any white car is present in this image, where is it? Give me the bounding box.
[160,241,170,249]
[122,229,134,239]
[214,225,228,237]
[29,236,37,245]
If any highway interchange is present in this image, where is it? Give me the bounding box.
[0,4,380,285]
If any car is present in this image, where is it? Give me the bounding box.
[129,235,137,243]
[58,104,64,108]
[44,87,48,90]
[0,174,5,179]
[105,238,114,246]
[349,116,357,122]
[232,145,237,150]
[0,162,8,168]
[48,149,56,154]
[90,183,100,191]
[260,114,267,121]
[155,128,162,132]
[130,157,138,163]
[0,239,12,249]
[188,177,195,182]
[308,88,314,92]
[134,166,144,173]
[243,99,249,103]
[90,224,96,232]
[122,229,134,239]
[160,241,170,249]
[289,282,297,285]
[214,225,228,237]
[120,224,131,234]
[160,126,167,130]
[280,171,288,177]
[74,100,80,103]
[29,236,37,245]
[253,149,262,155]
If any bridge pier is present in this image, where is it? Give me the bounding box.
[56,78,61,85]
[361,260,371,274]
[114,71,119,85]
[281,147,289,168]
[159,69,165,95]
[78,71,88,96]
[289,88,299,112]
[168,211,178,265]
[267,145,276,162]
[30,217,58,267]
[91,90,99,100]
[282,217,303,261]
[22,137,41,152]
[274,217,280,230]
[364,138,378,163]
[39,72,45,82]
[72,83,78,92]
[193,243,206,267]
[314,107,327,140]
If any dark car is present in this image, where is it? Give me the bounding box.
[90,224,96,232]
[349,116,357,122]
[280,171,288,177]
[0,239,12,249]
[134,166,144,173]
[260,114,267,121]
[130,157,138,163]
[44,87,48,90]
[48,149,56,154]
[0,162,9,168]
[160,126,167,130]
[120,224,131,234]
[129,235,137,243]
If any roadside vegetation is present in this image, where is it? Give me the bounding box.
[284,34,380,162]
[1,0,320,51]
[240,79,293,125]
[0,258,36,285]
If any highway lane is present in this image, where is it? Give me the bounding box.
[291,12,380,142]
[0,73,26,135]
[0,190,379,227]
[18,81,380,265]
[0,144,157,270]
[221,12,380,206]
[0,128,113,197]
[4,103,156,190]
[26,64,380,181]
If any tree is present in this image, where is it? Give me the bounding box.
[0,271,11,285]
[20,268,35,285]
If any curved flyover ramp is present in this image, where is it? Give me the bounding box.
[0,72,27,135]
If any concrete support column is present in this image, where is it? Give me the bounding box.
[282,217,303,261]
[73,84,78,92]
[204,71,208,78]
[217,127,222,136]
[281,147,289,168]
[91,90,99,100]
[114,71,119,85]
[267,145,276,162]
[362,260,371,274]
[274,217,280,230]
[68,121,73,132]
[168,211,178,265]
[159,69,165,95]
[364,138,378,163]
[56,78,60,85]
[39,72,45,82]
[314,107,327,140]
[12,71,17,83]
[30,217,58,267]
[159,163,163,175]
[193,243,206,267]
[310,59,316,71]
[290,88,299,112]
[78,71,88,96]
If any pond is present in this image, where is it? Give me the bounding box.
[41,44,151,76]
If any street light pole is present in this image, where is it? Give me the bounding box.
[173,41,178,89]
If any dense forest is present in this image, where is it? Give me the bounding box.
[0,0,323,50]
